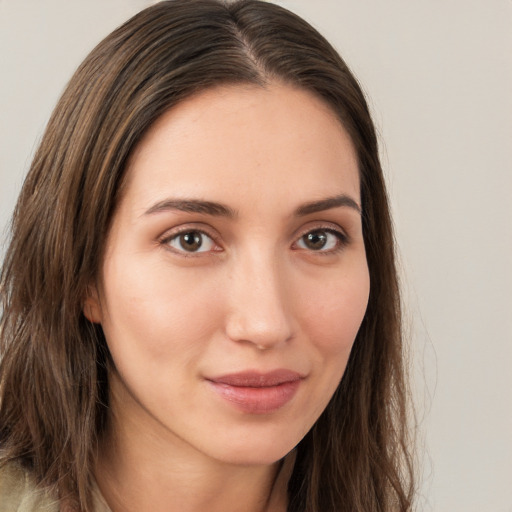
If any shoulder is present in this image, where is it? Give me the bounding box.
[0,462,59,512]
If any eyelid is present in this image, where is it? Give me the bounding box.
[156,221,349,256]
[158,225,222,256]
[292,223,349,253]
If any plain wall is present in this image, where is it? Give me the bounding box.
[1,1,511,511]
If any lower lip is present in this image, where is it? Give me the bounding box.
[207,380,301,414]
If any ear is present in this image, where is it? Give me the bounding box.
[83,285,103,324]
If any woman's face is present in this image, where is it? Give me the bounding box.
[87,83,369,465]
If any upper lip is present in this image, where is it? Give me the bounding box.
[206,369,304,387]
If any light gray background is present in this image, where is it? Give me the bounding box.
[1,1,511,511]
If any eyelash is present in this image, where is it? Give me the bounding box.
[159,227,221,257]
[159,225,349,257]
[293,226,349,255]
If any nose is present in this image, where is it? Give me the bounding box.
[224,253,294,350]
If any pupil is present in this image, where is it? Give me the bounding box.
[180,232,202,251]
[305,231,327,250]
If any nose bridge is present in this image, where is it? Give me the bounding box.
[225,246,293,349]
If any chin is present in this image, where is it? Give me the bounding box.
[200,426,303,467]
[218,447,294,467]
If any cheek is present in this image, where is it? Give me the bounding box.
[290,267,369,425]
[100,258,224,363]
[297,267,370,356]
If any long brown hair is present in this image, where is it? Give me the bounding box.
[0,1,414,510]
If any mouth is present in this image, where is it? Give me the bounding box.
[205,369,304,414]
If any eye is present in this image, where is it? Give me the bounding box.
[165,230,217,253]
[295,229,346,252]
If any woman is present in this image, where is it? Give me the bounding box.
[0,1,414,510]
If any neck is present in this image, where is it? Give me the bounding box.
[94,378,288,512]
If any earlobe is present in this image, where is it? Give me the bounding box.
[83,286,103,324]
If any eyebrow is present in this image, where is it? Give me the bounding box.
[144,199,237,218]
[294,194,361,216]
[143,193,361,219]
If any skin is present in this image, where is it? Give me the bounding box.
[85,83,370,512]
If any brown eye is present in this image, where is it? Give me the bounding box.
[296,229,344,252]
[167,231,215,253]
[304,232,327,250]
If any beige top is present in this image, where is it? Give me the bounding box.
[0,463,109,512]
[0,455,294,511]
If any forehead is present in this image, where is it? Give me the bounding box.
[122,83,360,214]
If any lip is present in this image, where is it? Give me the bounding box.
[205,370,304,414]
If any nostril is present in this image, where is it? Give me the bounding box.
[224,307,294,349]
